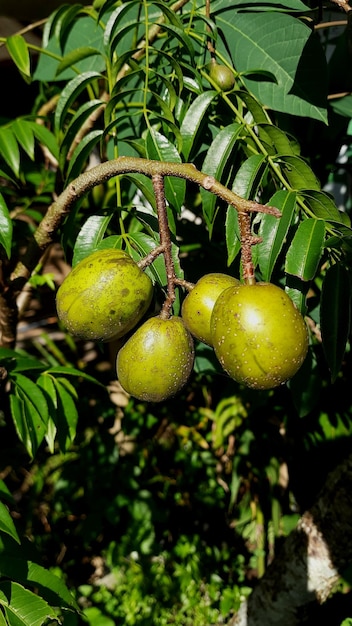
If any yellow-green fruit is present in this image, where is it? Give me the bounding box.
[181,273,240,345]
[208,63,235,91]
[211,282,309,390]
[56,248,153,342]
[116,316,194,402]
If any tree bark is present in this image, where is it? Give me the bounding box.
[225,453,352,626]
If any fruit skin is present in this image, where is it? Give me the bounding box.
[116,316,194,402]
[56,248,153,342]
[210,282,309,390]
[181,273,240,346]
[208,62,235,91]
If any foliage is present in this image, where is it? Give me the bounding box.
[0,0,351,623]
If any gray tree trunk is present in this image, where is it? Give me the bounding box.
[224,453,352,626]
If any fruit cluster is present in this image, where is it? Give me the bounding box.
[56,249,309,402]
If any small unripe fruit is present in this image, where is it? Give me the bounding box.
[182,273,240,345]
[208,62,235,91]
[116,316,194,402]
[211,282,309,390]
[56,248,153,342]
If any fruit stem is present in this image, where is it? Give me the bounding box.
[238,211,262,285]
[152,174,176,319]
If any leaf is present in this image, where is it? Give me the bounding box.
[0,558,78,611]
[0,580,57,626]
[200,123,243,232]
[9,374,49,457]
[0,127,20,179]
[29,123,59,161]
[12,120,35,161]
[285,218,325,280]
[257,190,296,281]
[127,232,184,286]
[6,35,31,82]
[65,129,104,183]
[288,349,322,417]
[225,206,241,266]
[51,378,79,452]
[218,11,328,123]
[180,91,217,160]
[56,46,102,76]
[0,502,20,544]
[231,154,267,198]
[145,129,185,213]
[72,213,113,267]
[320,264,351,382]
[54,71,103,132]
[277,155,321,191]
[0,194,13,258]
[59,99,104,171]
[300,189,350,225]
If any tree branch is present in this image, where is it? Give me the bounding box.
[224,453,352,626]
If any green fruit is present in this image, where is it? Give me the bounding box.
[56,248,153,342]
[182,273,240,345]
[211,282,309,390]
[208,62,235,91]
[116,316,194,402]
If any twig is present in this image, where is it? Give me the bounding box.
[152,175,176,319]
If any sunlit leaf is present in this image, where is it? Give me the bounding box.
[257,190,296,281]
[0,126,20,178]
[180,91,217,160]
[0,502,20,544]
[72,213,113,267]
[285,218,325,280]
[0,581,57,626]
[54,71,103,132]
[6,35,31,82]
[0,193,13,258]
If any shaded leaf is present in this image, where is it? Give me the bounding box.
[54,71,103,132]
[56,46,102,76]
[231,154,267,198]
[65,129,104,183]
[145,129,185,213]
[0,502,20,544]
[278,155,320,191]
[321,264,351,382]
[12,120,35,161]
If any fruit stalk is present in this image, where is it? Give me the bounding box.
[237,210,262,285]
[152,174,176,319]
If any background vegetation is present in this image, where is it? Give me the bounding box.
[0,0,351,624]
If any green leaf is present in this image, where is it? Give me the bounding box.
[257,124,298,156]
[0,558,78,611]
[54,71,103,132]
[257,190,296,281]
[65,129,104,183]
[285,218,325,280]
[0,194,13,258]
[56,46,102,76]
[0,127,20,179]
[277,155,320,191]
[12,120,35,161]
[0,502,20,544]
[127,232,184,287]
[218,11,328,123]
[288,348,321,417]
[180,91,217,160]
[29,123,59,161]
[9,374,49,457]
[51,378,79,452]
[0,580,57,626]
[200,123,243,232]
[145,129,185,213]
[320,264,351,382]
[59,99,104,171]
[6,35,31,82]
[231,154,267,198]
[72,213,113,267]
[225,206,241,266]
[300,189,350,225]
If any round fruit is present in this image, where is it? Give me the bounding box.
[181,273,240,345]
[210,282,309,390]
[56,248,153,342]
[116,316,194,402]
[208,62,235,91]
